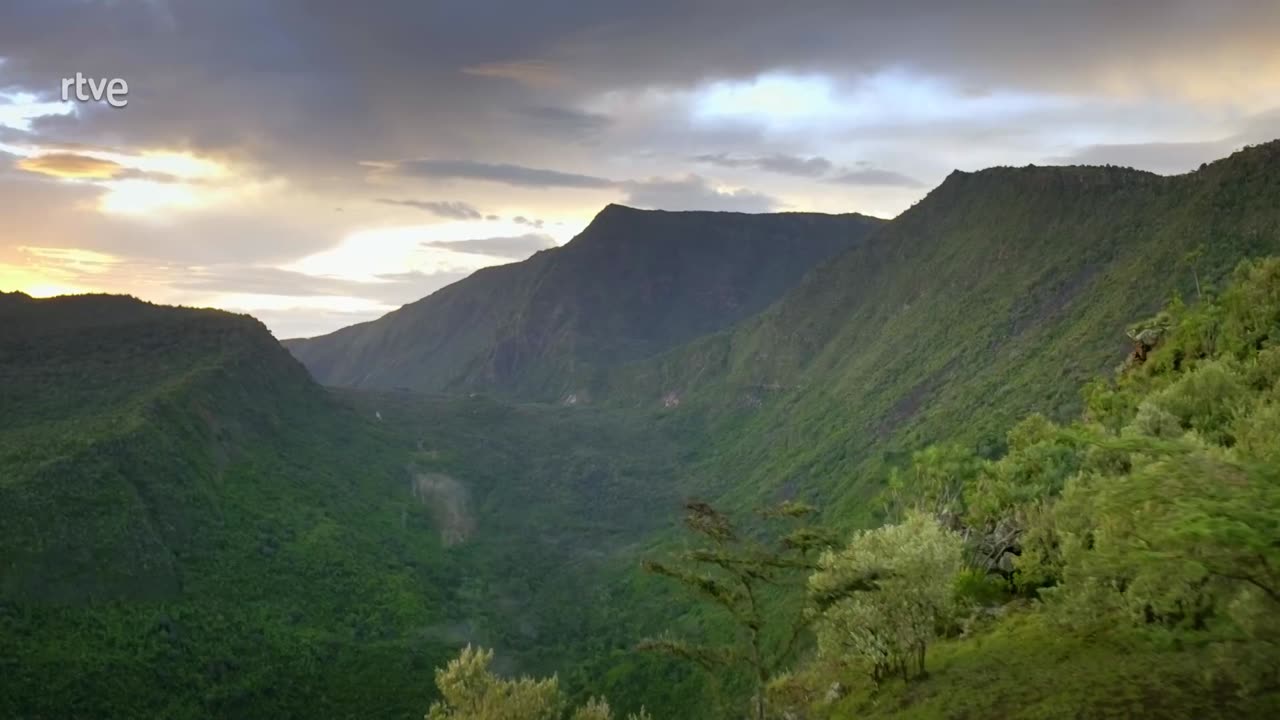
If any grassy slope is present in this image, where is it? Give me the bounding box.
[816,611,1279,720]
[285,205,883,400]
[614,142,1280,524]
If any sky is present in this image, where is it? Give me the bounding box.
[1,1,1279,338]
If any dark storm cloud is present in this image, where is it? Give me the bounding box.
[4,0,1275,168]
[694,153,834,178]
[376,199,484,219]
[828,168,925,188]
[420,233,557,259]
[392,159,616,189]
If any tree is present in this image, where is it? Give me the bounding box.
[881,443,981,519]
[1182,246,1205,301]
[809,511,963,683]
[426,646,562,720]
[425,646,651,720]
[639,500,834,720]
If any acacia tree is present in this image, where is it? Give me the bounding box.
[639,500,835,720]
[425,645,651,720]
[809,511,963,684]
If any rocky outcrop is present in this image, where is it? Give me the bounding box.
[939,512,1022,576]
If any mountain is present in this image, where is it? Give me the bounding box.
[612,141,1280,521]
[0,293,698,718]
[9,141,1280,720]
[0,294,458,716]
[284,205,884,399]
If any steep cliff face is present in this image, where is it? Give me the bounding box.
[284,205,884,399]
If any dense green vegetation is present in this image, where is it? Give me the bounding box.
[613,142,1280,526]
[285,205,882,400]
[0,295,697,718]
[0,296,463,717]
[779,256,1280,718]
[6,142,1280,719]
[432,257,1280,719]
[424,646,652,720]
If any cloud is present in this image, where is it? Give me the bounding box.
[622,175,780,213]
[392,159,615,189]
[2,0,1279,336]
[1046,109,1280,174]
[387,160,780,212]
[16,152,128,179]
[462,60,563,88]
[1041,109,1280,174]
[170,264,472,306]
[828,167,925,188]
[693,151,921,187]
[1049,141,1230,175]
[512,215,545,228]
[694,152,833,178]
[514,106,613,137]
[376,198,484,219]
[420,233,557,259]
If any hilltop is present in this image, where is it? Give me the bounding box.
[284,205,883,399]
[610,141,1280,521]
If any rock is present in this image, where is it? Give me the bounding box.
[996,551,1017,574]
[824,681,845,703]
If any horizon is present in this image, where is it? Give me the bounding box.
[2,1,1279,337]
[4,138,1275,342]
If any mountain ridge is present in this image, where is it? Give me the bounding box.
[283,205,885,399]
[603,140,1280,521]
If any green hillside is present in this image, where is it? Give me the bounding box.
[6,141,1280,720]
[284,206,883,400]
[0,294,460,717]
[785,256,1280,719]
[614,141,1280,523]
[0,294,694,718]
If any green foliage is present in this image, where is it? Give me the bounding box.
[812,610,1280,720]
[882,443,981,518]
[640,501,833,720]
[615,141,1280,535]
[1037,260,1280,667]
[799,256,1280,716]
[9,141,1280,720]
[810,512,964,683]
[425,646,652,720]
[426,645,564,720]
[0,295,694,718]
